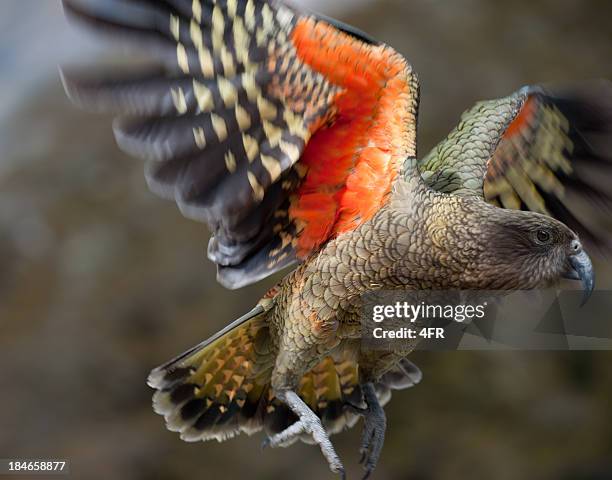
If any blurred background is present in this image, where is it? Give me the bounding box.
[1,1,612,479]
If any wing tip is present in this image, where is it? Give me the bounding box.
[216,249,297,290]
[59,67,100,112]
[216,266,259,290]
[61,0,101,30]
[59,67,84,109]
[61,0,79,18]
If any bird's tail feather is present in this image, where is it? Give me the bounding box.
[148,306,422,442]
[147,305,275,442]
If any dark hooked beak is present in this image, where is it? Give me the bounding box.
[563,250,595,306]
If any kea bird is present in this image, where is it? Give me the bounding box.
[61,0,611,477]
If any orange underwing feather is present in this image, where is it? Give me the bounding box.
[61,0,419,288]
[287,19,417,257]
[501,95,537,140]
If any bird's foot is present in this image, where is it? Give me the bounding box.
[345,383,386,479]
[262,390,345,478]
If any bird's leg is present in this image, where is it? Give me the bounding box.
[347,382,387,479]
[263,389,345,477]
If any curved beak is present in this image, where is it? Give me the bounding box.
[563,250,595,306]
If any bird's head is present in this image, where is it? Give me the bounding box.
[474,207,594,303]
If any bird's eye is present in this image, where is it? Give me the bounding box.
[535,229,552,245]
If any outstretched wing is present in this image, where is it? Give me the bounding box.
[61,0,419,288]
[420,82,612,249]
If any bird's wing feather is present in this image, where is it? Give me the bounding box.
[61,0,419,288]
[420,82,612,250]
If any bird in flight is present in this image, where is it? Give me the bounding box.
[62,0,610,477]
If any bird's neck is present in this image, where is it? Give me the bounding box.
[365,182,493,290]
[294,177,498,315]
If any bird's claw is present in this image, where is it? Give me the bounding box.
[265,390,345,475]
[358,411,386,479]
[351,383,387,479]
